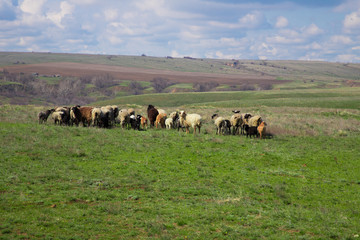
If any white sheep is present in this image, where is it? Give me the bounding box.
[230,113,243,135]
[248,115,262,127]
[179,110,202,135]
[211,114,226,135]
[91,107,102,127]
[158,109,166,115]
[165,117,173,129]
[117,108,130,128]
[51,111,64,125]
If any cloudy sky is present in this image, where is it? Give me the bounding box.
[1,0,360,62]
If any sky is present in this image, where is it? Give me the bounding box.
[1,0,360,62]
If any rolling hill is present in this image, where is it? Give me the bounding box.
[0,51,360,105]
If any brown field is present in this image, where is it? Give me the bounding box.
[3,62,285,85]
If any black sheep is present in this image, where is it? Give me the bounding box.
[244,124,258,138]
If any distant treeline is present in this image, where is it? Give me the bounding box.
[0,69,271,105]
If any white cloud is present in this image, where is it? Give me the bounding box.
[67,0,97,5]
[134,0,202,19]
[343,9,360,33]
[238,11,266,28]
[20,0,46,15]
[266,29,304,44]
[334,0,360,12]
[208,10,267,29]
[266,23,323,46]
[214,51,242,59]
[302,23,324,36]
[275,16,288,28]
[171,50,183,58]
[104,9,118,22]
[1,0,359,62]
[330,35,353,44]
[108,36,123,45]
[303,42,323,50]
[335,54,360,62]
[46,1,74,28]
[250,42,278,58]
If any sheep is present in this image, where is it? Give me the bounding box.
[155,113,167,128]
[79,106,93,127]
[230,113,243,135]
[70,105,81,126]
[100,106,114,127]
[55,107,71,126]
[179,110,202,135]
[101,106,115,126]
[38,109,54,124]
[140,116,148,129]
[147,105,159,127]
[128,108,135,116]
[244,124,258,138]
[129,114,142,130]
[257,121,267,139]
[51,111,65,125]
[175,117,186,132]
[240,113,252,135]
[165,117,173,129]
[99,110,111,128]
[91,107,102,127]
[169,111,179,129]
[111,105,119,119]
[117,108,130,128]
[211,114,226,135]
[222,119,232,135]
[248,115,262,127]
[158,109,166,115]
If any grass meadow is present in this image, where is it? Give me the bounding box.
[1,88,360,239]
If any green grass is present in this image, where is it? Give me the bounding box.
[1,86,360,239]
[96,87,360,109]
[0,120,359,239]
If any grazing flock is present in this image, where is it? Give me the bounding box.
[38,105,268,139]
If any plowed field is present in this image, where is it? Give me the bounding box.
[4,62,285,85]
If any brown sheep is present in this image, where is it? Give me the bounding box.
[140,116,148,129]
[147,105,159,127]
[257,121,267,139]
[155,113,167,128]
[79,106,93,127]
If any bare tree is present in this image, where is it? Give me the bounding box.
[193,82,219,92]
[150,77,173,93]
[129,81,144,95]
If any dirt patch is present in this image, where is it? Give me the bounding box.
[4,62,287,85]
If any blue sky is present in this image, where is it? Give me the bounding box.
[1,0,360,62]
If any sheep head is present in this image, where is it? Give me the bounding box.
[179,111,186,118]
[244,113,252,119]
[211,113,219,119]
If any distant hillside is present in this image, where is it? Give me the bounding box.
[0,52,359,105]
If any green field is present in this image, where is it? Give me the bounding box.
[1,88,360,239]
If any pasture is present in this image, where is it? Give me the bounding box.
[1,88,360,239]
